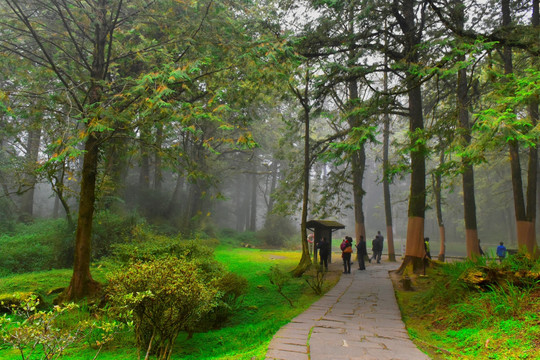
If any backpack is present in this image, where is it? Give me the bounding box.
[343,245,353,253]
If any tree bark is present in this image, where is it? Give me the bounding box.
[456,0,480,259]
[395,0,427,273]
[64,0,112,301]
[249,171,257,231]
[20,126,41,218]
[64,133,102,300]
[166,170,184,218]
[382,44,396,261]
[293,71,313,277]
[503,0,538,256]
[348,76,367,246]
[433,150,446,262]
[267,160,278,214]
[139,125,151,190]
[154,124,163,192]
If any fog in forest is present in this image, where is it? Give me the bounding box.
[6,129,520,259]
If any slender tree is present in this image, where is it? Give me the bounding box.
[392,0,429,271]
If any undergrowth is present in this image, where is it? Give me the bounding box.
[0,220,333,360]
[396,254,540,360]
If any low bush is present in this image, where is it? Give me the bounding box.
[217,228,260,247]
[91,210,143,260]
[106,234,249,359]
[0,219,71,274]
[0,295,119,360]
[107,257,221,360]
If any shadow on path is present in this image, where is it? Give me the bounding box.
[265,260,430,360]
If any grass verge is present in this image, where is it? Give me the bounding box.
[0,246,339,360]
[393,256,540,360]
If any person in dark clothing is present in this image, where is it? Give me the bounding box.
[370,231,384,263]
[424,237,431,259]
[356,235,367,270]
[318,237,330,271]
[341,237,353,273]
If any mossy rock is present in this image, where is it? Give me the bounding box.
[0,292,46,313]
[459,268,488,288]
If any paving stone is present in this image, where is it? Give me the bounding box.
[269,337,307,347]
[266,349,309,360]
[274,329,310,340]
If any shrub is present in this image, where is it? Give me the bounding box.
[91,210,142,260]
[268,265,294,307]
[304,266,326,295]
[0,219,71,274]
[110,231,214,265]
[217,228,260,247]
[107,257,221,360]
[194,272,248,331]
[0,295,118,360]
[108,235,248,338]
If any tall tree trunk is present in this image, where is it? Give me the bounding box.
[235,174,244,231]
[456,0,480,259]
[64,132,102,300]
[104,131,128,211]
[267,160,278,214]
[154,124,163,192]
[64,0,111,300]
[525,0,539,256]
[139,125,151,189]
[503,0,538,256]
[382,42,396,261]
[348,77,367,246]
[166,170,184,219]
[433,149,446,262]
[395,0,427,272]
[249,171,257,231]
[293,71,313,277]
[20,126,41,218]
[243,173,250,231]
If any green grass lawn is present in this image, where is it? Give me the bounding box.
[0,246,336,360]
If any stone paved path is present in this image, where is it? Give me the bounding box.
[265,261,430,360]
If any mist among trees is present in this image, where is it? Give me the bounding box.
[0,0,539,296]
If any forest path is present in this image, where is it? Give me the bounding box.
[265,259,430,360]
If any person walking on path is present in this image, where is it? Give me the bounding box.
[356,235,367,270]
[370,231,384,263]
[318,237,330,271]
[340,236,353,274]
[497,242,507,262]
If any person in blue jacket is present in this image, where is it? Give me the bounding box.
[496,242,507,262]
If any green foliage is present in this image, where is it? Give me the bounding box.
[304,265,326,295]
[91,211,143,260]
[397,256,540,359]
[0,220,72,275]
[0,295,118,360]
[257,214,296,248]
[109,226,215,265]
[106,257,221,359]
[268,265,295,307]
[0,225,329,360]
[216,228,260,248]
[0,214,144,276]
